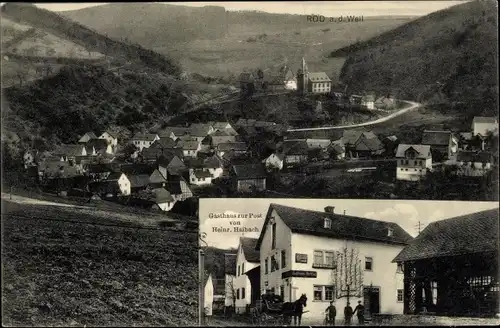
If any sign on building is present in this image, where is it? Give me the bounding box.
[295,253,308,263]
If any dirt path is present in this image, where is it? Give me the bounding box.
[287,100,421,132]
[1,192,89,209]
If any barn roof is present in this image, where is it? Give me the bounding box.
[395,144,431,159]
[393,208,499,262]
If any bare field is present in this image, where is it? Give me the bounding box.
[1,200,198,327]
[156,18,412,78]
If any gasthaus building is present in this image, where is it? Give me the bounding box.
[255,204,413,322]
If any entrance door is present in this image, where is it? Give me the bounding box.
[363,286,380,317]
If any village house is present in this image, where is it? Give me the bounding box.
[393,208,499,317]
[209,130,238,147]
[189,168,213,186]
[179,139,201,158]
[166,174,193,201]
[104,172,131,196]
[361,94,376,110]
[128,174,151,193]
[209,121,239,136]
[234,237,261,314]
[157,153,187,178]
[395,144,433,181]
[190,123,215,136]
[78,132,98,144]
[374,96,396,110]
[131,133,160,151]
[455,151,494,177]
[231,163,267,193]
[305,138,332,150]
[98,131,118,147]
[263,152,285,171]
[149,169,168,189]
[87,163,115,181]
[225,253,238,310]
[135,187,176,212]
[328,140,346,160]
[204,273,214,317]
[203,155,224,179]
[281,140,309,167]
[342,130,385,159]
[421,130,458,160]
[257,204,412,322]
[216,142,248,158]
[87,138,114,155]
[471,116,498,137]
[55,144,93,163]
[150,137,177,150]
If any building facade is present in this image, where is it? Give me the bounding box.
[234,237,260,314]
[256,204,412,322]
[297,58,332,95]
[395,144,432,181]
[471,117,498,136]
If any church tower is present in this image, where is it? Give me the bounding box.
[297,57,309,95]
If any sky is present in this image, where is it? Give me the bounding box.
[199,198,499,249]
[33,1,468,16]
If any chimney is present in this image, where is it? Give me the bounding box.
[324,206,335,214]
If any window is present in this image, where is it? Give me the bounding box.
[242,287,246,299]
[280,285,284,297]
[313,285,323,301]
[314,251,324,266]
[325,286,335,301]
[324,218,332,229]
[365,257,373,271]
[313,250,336,268]
[397,289,403,302]
[397,262,403,273]
[237,289,240,300]
[265,258,268,274]
[237,265,240,276]
[271,255,279,272]
[387,228,394,237]
[272,223,277,249]
[281,250,286,269]
[242,263,245,274]
[314,285,335,301]
[325,252,335,267]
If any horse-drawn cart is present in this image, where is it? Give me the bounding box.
[249,293,308,326]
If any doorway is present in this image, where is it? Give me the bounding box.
[363,286,380,316]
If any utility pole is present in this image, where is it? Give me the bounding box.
[414,221,426,234]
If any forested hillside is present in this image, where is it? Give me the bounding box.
[332,0,498,114]
[1,3,181,75]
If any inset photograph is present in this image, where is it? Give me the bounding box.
[199,198,499,326]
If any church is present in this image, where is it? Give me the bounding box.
[297,58,332,94]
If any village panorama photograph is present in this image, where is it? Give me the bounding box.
[199,198,499,326]
[0,0,498,327]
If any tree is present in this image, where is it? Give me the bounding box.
[225,275,237,317]
[333,246,363,305]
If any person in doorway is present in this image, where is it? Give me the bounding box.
[344,302,353,326]
[353,300,365,325]
[325,301,337,325]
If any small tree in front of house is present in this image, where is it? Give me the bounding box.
[333,246,363,305]
[225,275,237,317]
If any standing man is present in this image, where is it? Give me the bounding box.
[344,302,353,326]
[325,301,337,326]
[353,300,365,325]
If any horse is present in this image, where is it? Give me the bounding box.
[282,293,308,326]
